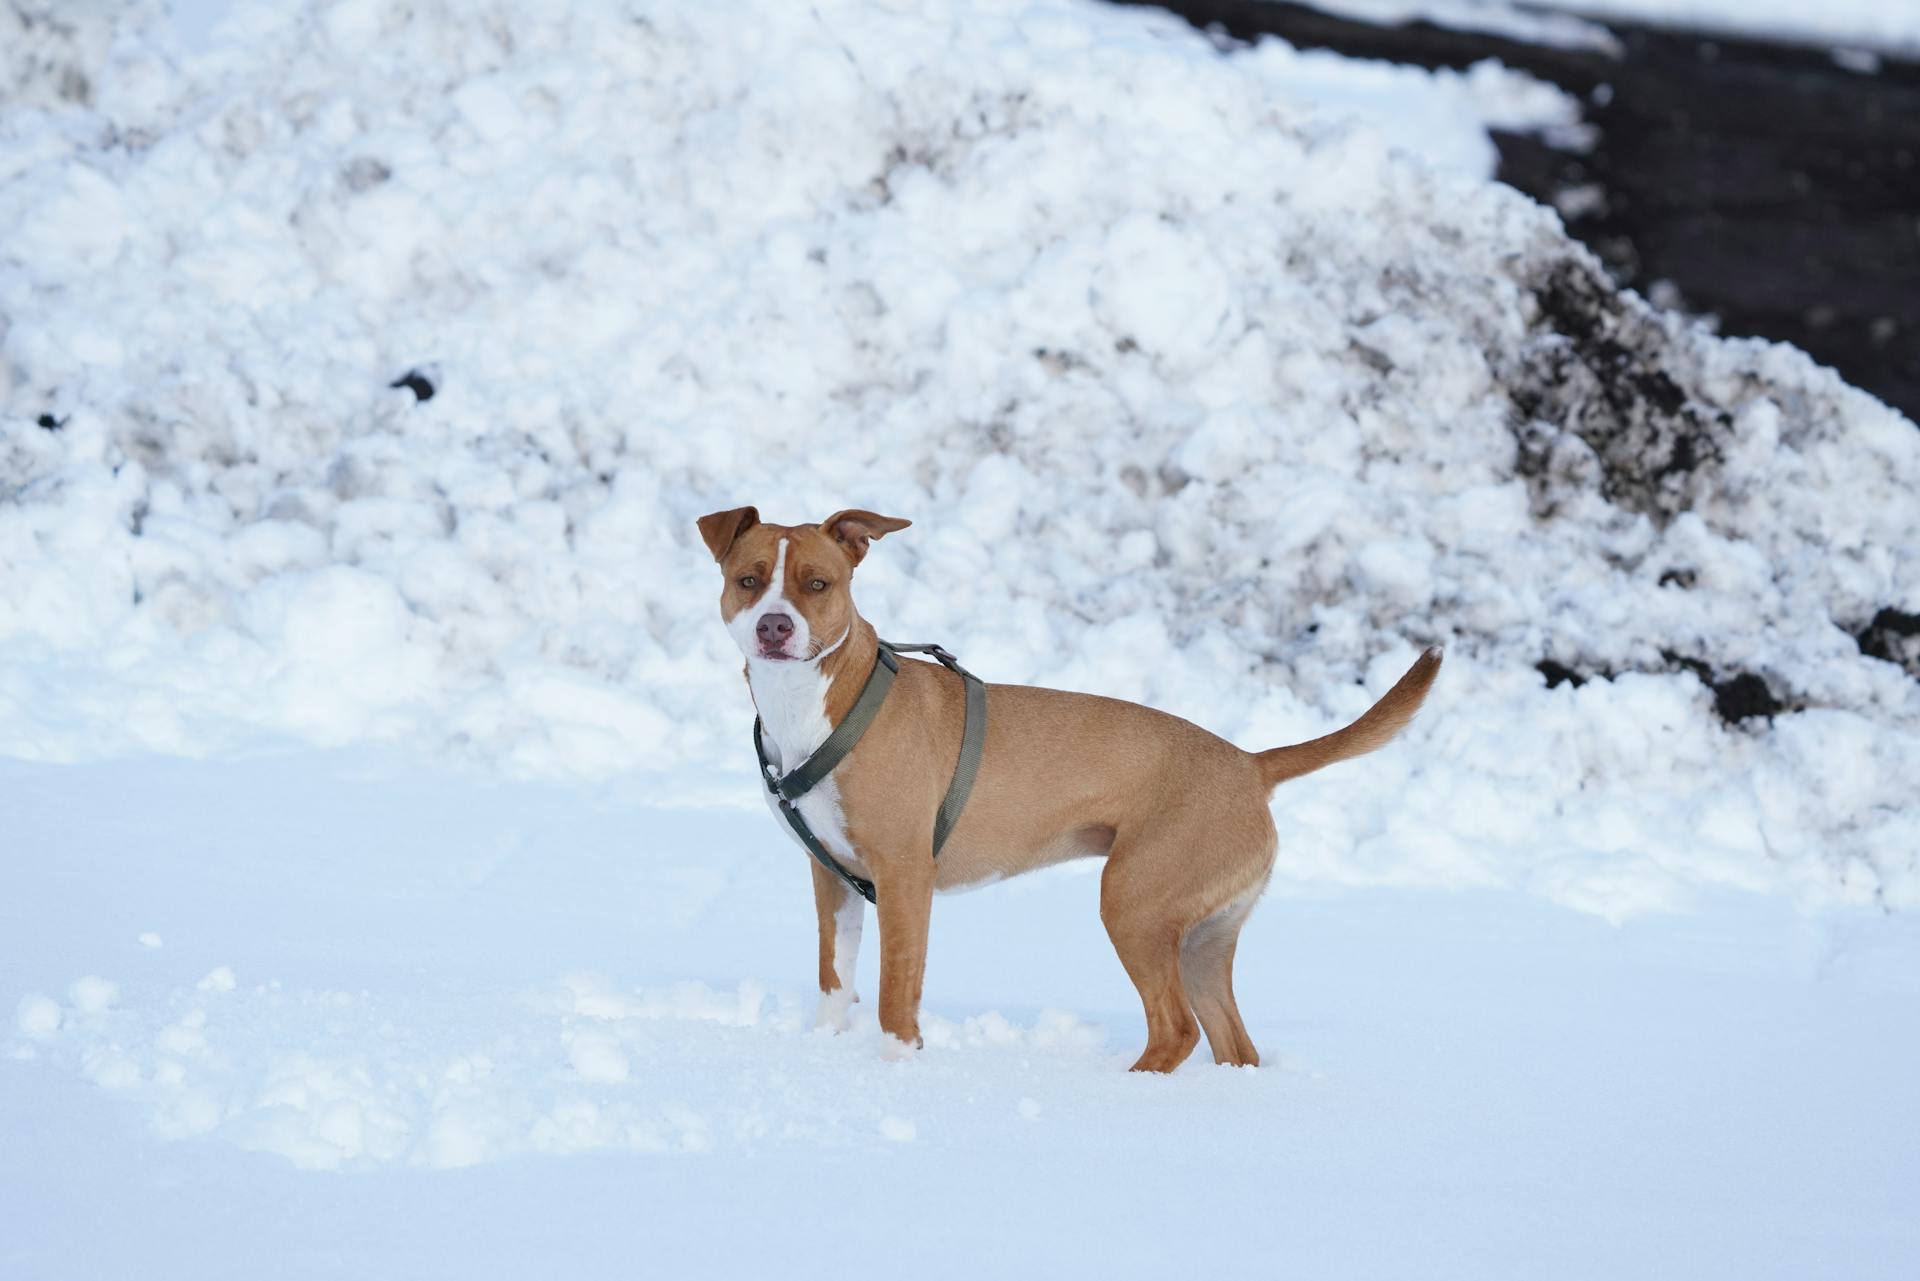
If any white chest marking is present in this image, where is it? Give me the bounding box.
[747,542,861,872]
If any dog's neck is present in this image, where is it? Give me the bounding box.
[746,613,877,772]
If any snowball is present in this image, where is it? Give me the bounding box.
[67,976,119,1013]
[15,994,62,1039]
[566,1031,630,1084]
[1091,214,1235,372]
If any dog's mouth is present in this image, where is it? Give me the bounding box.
[756,645,797,661]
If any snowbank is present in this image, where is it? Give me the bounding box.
[1,0,1917,915]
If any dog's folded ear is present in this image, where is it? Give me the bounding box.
[821,509,911,565]
[696,506,760,562]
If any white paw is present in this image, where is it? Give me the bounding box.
[878,1032,921,1062]
[813,988,855,1033]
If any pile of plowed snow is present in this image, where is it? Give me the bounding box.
[2,0,1915,913]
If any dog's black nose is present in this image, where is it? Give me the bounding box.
[756,613,794,644]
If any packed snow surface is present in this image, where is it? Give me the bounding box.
[1305,0,1625,54]
[1324,1,1920,58]
[1526,0,1920,54]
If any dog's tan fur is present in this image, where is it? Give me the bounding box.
[698,505,1441,1072]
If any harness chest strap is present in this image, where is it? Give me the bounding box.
[753,641,986,905]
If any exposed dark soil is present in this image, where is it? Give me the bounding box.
[1508,256,1730,521]
[1540,652,1789,724]
[390,370,436,401]
[1857,606,1920,678]
[1110,0,1920,423]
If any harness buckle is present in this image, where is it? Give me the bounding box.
[926,645,975,680]
[753,719,788,796]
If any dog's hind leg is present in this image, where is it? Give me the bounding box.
[1181,889,1263,1067]
[1100,841,1203,1073]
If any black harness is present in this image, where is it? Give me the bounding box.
[753,641,987,904]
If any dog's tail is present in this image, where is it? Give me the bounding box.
[1255,648,1442,789]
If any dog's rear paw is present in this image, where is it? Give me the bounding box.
[814,988,856,1033]
[878,1031,922,1062]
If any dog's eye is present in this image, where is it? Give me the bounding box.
[808,578,828,592]
[738,575,759,590]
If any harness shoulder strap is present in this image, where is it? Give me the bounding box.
[772,645,897,800]
[884,643,987,857]
[934,669,986,855]
[751,639,987,904]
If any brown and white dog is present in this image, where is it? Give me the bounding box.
[697,505,1441,1072]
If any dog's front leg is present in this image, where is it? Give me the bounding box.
[874,859,935,1057]
[810,861,864,1032]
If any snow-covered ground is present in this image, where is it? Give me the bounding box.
[7,751,1918,1278]
[3,0,1919,1275]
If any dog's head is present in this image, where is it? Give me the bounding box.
[696,506,910,664]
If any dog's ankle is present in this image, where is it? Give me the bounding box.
[814,987,856,1032]
[878,1030,921,1061]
